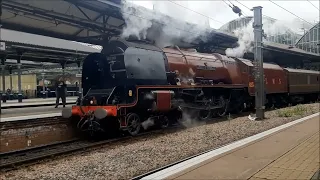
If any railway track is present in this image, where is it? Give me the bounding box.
[0,105,305,173]
[0,110,253,172]
[0,137,129,171]
[0,125,183,172]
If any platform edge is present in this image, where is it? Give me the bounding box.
[141,112,320,180]
[0,113,62,122]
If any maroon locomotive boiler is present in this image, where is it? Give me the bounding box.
[62,38,320,136]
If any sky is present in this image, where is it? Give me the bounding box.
[128,0,319,33]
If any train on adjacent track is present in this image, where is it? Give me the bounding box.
[62,38,320,137]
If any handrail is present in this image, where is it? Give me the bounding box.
[174,45,188,64]
[106,86,117,104]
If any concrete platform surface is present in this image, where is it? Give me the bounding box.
[142,113,319,180]
[1,97,77,108]
[250,131,319,180]
[169,114,319,180]
[0,105,72,122]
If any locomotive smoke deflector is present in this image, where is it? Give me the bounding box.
[103,38,169,86]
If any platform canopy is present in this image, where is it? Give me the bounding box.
[1,0,125,45]
[0,28,101,73]
[0,0,237,46]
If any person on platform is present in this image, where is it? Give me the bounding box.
[55,80,67,108]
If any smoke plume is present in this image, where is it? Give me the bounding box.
[225,19,254,58]
[120,1,228,48]
[225,17,311,58]
[120,1,312,57]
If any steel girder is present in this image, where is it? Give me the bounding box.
[1,0,124,44]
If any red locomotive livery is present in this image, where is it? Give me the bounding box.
[62,38,320,137]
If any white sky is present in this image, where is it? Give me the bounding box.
[129,0,319,31]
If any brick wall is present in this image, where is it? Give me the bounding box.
[0,123,77,153]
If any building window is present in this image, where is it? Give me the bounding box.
[314,28,318,40]
[310,29,314,41]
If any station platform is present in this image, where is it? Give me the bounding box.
[0,105,71,122]
[1,97,77,109]
[144,113,320,180]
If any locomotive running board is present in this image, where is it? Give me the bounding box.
[171,96,230,111]
[177,105,224,111]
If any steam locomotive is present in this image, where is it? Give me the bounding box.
[62,38,320,137]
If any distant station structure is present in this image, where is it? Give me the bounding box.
[0,28,100,102]
[295,22,320,54]
[219,16,305,47]
[219,16,319,55]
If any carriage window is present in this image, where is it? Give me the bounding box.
[307,75,310,84]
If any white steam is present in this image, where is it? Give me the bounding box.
[141,117,155,130]
[178,110,206,128]
[121,3,153,40]
[225,17,310,58]
[225,19,254,58]
[120,1,228,48]
[120,1,313,57]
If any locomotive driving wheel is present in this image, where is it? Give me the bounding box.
[87,120,102,137]
[160,116,169,129]
[199,110,211,120]
[198,97,213,121]
[126,113,141,136]
[217,95,228,117]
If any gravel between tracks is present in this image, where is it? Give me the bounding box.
[1,103,319,180]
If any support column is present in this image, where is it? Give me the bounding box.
[76,61,82,98]
[1,63,6,103]
[0,5,3,115]
[252,6,265,120]
[60,62,66,78]
[9,66,13,100]
[41,72,46,98]
[17,63,22,102]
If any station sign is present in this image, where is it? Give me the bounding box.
[76,74,82,78]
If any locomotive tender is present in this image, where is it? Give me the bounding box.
[62,38,320,136]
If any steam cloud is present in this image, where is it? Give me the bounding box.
[120,1,228,48]
[225,19,254,58]
[225,18,311,58]
[120,1,312,57]
[178,109,206,128]
[141,117,155,130]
